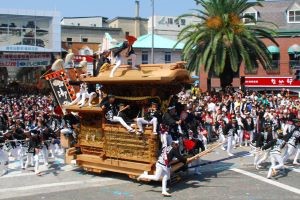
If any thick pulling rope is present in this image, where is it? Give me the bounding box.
[171,141,225,173]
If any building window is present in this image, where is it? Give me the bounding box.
[289,59,300,74]
[181,19,186,26]
[142,51,148,64]
[66,37,73,46]
[165,52,171,63]
[288,10,300,23]
[82,38,88,43]
[288,46,300,73]
[167,18,173,25]
[84,49,91,55]
[243,12,257,23]
[266,60,280,74]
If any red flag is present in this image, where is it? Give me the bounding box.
[126,35,137,46]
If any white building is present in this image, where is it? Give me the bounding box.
[0,9,61,52]
[0,9,61,82]
[148,15,201,40]
[61,16,108,28]
[108,33,184,65]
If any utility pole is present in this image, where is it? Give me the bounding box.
[151,0,154,64]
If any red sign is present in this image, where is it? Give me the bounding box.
[73,55,94,62]
[0,53,51,67]
[245,77,300,87]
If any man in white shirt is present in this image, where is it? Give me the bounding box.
[207,100,216,113]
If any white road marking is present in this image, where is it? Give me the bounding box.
[2,154,78,179]
[241,153,254,157]
[285,166,300,173]
[0,166,79,179]
[0,177,126,199]
[231,168,300,195]
[1,163,79,179]
[291,168,300,173]
[0,178,113,192]
[0,172,34,178]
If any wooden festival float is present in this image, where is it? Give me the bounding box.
[45,61,196,178]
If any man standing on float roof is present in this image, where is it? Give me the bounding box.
[109,34,139,78]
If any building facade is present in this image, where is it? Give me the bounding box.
[108,17,148,38]
[61,16,108,28]
[199,0,300,93]
[61,25,122,55]
[107,33,183,66]
[107,0,148,38]
[148,15,201,40]
[0,9,61,84]
[61,16,124,56]
[132,34,183,64]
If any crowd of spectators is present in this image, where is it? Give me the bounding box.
[1,84,300,177]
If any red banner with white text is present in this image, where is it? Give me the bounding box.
[245,77,300,87]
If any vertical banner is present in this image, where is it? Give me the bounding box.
[49,78,72,106]
[45,70,76,114]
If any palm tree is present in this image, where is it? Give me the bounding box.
[176,0,278,90]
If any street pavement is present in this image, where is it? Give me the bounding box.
[0,146,299,200]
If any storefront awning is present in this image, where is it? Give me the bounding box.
[267,45,279,54]
[288,44,300,54]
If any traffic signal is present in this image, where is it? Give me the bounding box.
[294,67,300,80]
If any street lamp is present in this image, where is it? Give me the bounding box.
[151,0,154,64]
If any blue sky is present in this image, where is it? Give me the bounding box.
[1,0,199,18]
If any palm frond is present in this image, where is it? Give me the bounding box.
[178,0,278,82]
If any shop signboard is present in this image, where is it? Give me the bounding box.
[245,77,300,87]
[0,53,51,67]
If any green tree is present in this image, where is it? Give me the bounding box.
[176,0,278,90]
